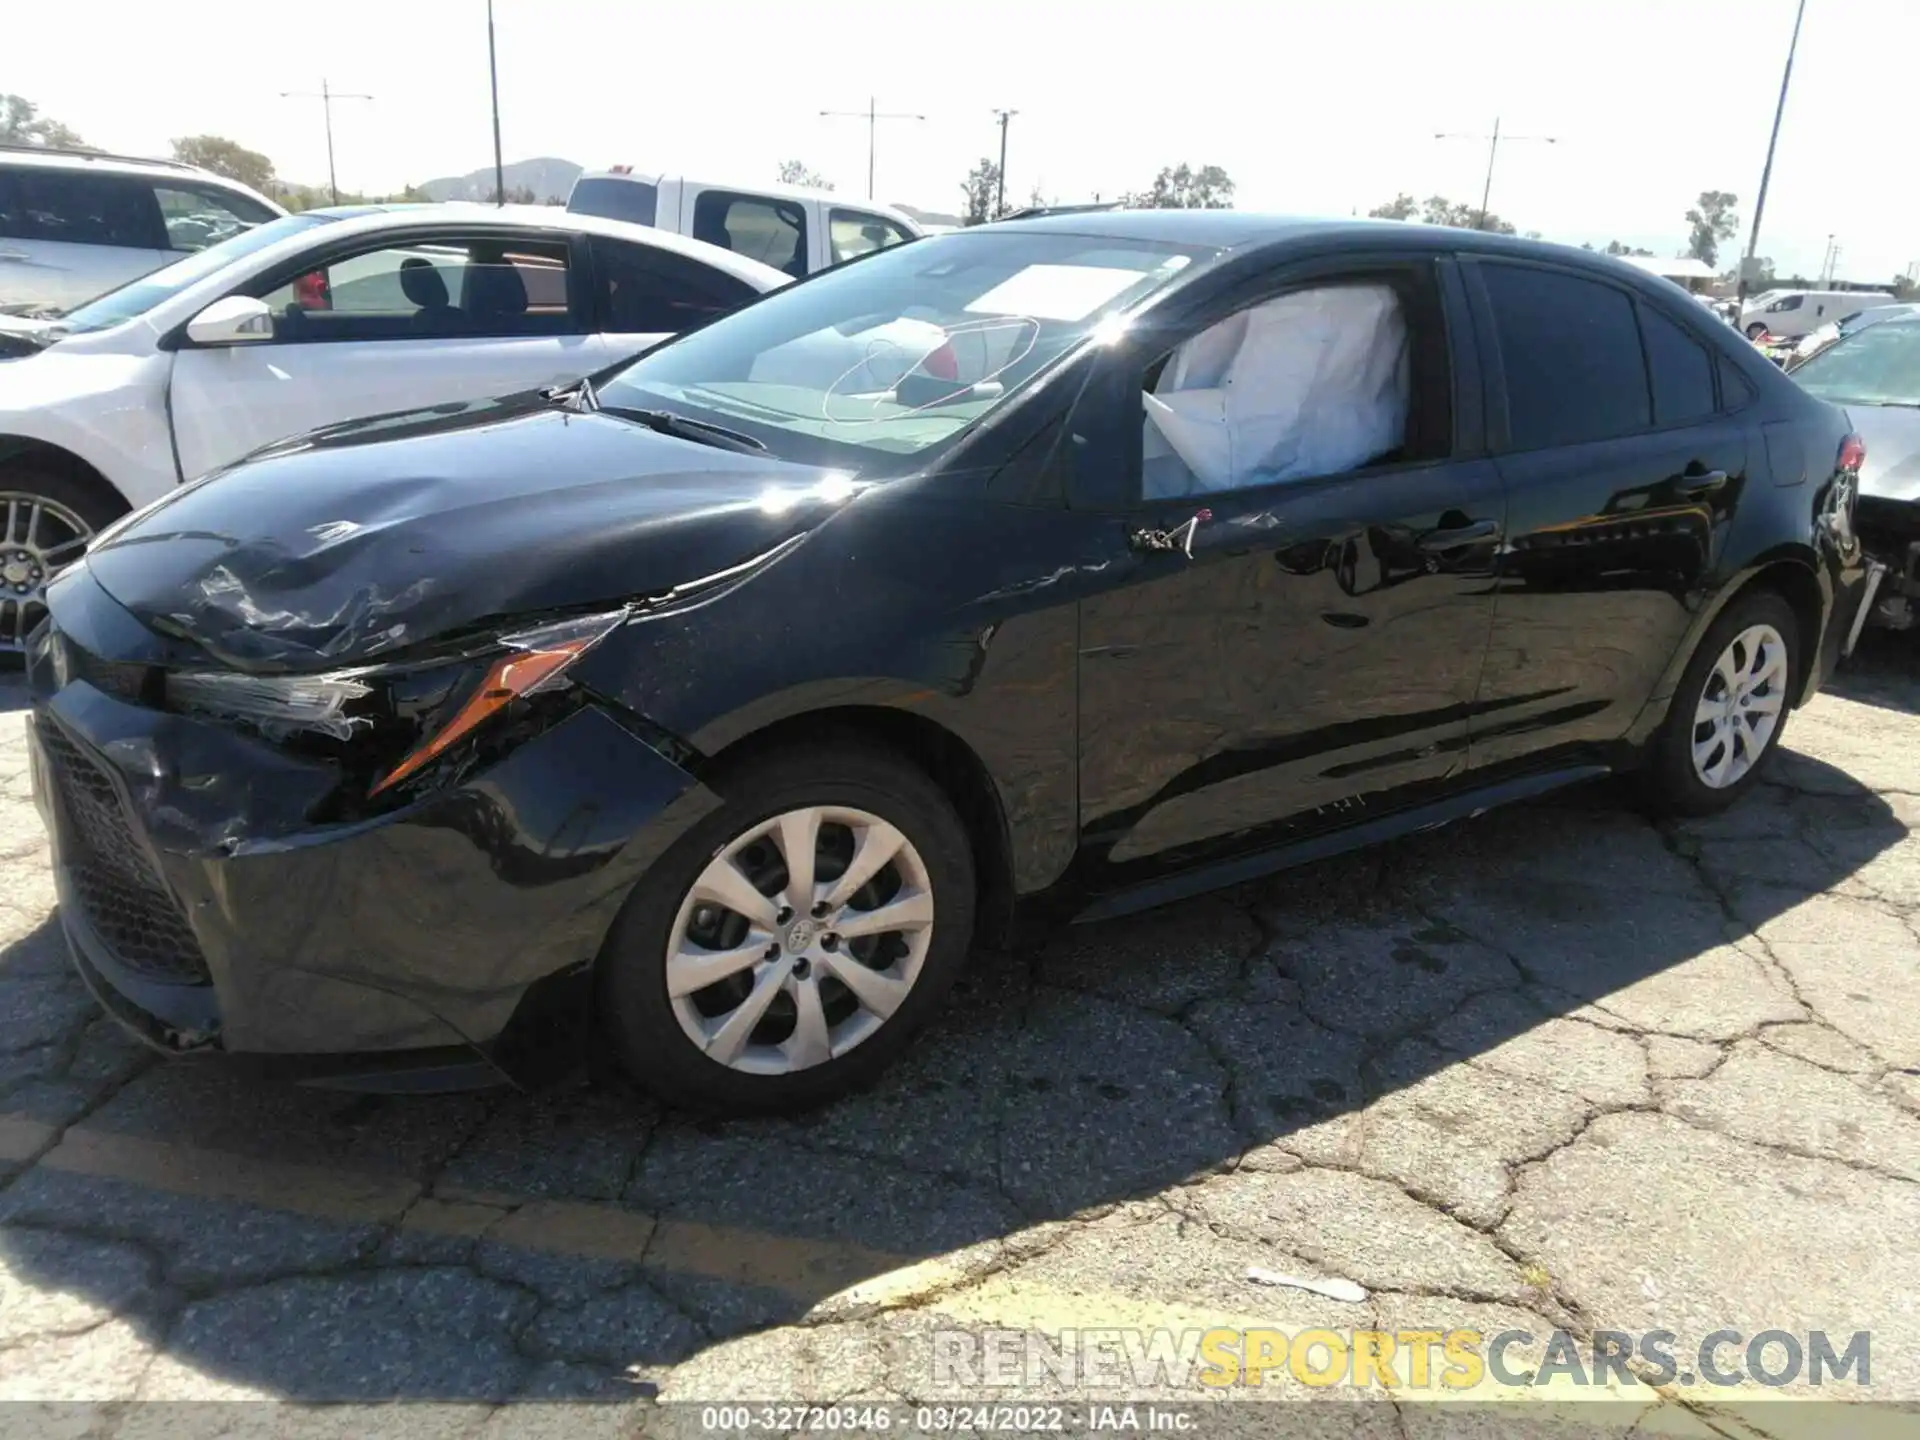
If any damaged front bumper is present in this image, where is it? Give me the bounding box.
[25,576,720,1091]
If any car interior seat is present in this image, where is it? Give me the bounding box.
[398,258,462,333]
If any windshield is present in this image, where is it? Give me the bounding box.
[597,228,1215,473]
[58,214,337,333]
[1793,322,1920,407]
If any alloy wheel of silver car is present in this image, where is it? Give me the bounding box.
[665,804,936,1075]
[1690,622,1789,789]
[0,491,93,655]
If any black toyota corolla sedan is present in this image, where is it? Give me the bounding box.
[24,212,1870,1113]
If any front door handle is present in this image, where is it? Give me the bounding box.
[0,249,30,262]
[1416,518,1499,552]
[1676,469,1729,497]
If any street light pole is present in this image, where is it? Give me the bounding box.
[820,97,926,199]
[488,0,506,205]
[1433,117,1558,230]
[280,79,373,205]
[993,108,1017,218]
[1740,0,1809,310]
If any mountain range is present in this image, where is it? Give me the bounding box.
[417,157,584,203]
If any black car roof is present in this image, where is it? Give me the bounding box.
[983,209,1678,284]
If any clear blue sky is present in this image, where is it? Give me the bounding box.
[13,0,1913,282]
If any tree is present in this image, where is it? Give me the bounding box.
[170,135,275,192]
[504,184,539,204]
[0,94,87,149]
[1895,273,1918,302]
[776,160,832,190]
[1604,240,1655,257]
[960,157,1002,225]
[1368,193,1419,221]
[1125,163,1235,209]
[1419,195,1516,234]
[1685,190,1739,268]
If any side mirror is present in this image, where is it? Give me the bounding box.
[186,295,275,346]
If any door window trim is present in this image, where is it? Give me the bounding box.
[169,227,593,348]
[1076,251,1471,515]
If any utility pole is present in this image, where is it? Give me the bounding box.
[820,96,926,200]
[488,0,506,204]
[1433,117,1558,230]
[280,79,373,205]
[992,108,1017,218]
[1740,0,1808,311]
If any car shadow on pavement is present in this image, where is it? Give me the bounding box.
[0,748,1905,1402]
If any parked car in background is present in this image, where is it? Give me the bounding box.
[1792,313,1920,630]
[0,204,787,654]
[0,145,284,314]
[1740,287,1896,341]
[1786,301,1920,370]
[22,215,1868,1113]
[566,169,922,277]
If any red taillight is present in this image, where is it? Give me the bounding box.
[1839,433,1867,472]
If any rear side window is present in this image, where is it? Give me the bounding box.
[590,235,758,334]
[1719,355,1758,407]
[152,184,277,252]
[1481,263,1650,449]
[567,176,658,228]
[3,169,161,249]
[1638,304,1717,425]
[691,191,807,278]
[829,209,915,264]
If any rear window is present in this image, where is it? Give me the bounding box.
[567,176,658,228]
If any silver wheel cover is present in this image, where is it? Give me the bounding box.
[1691,623,1788,789]
[665,805,934,1075]
[1,492,94,655]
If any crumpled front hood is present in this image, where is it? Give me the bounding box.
[79,393,854,671]
[1850,404,1920,504]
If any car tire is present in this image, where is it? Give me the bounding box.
[1,466,125,662]
[1639,589,1800,818]
[1745,322,1767,340]
[596,741,977,1115]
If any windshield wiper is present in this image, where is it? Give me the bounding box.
[597,405,767,454]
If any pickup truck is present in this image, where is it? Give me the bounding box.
[565,170,923,278]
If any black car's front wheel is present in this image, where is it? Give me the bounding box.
[1642,589,1800,817]
[597,742,976,1114]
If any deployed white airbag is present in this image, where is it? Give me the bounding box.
[1143,283,1411,497]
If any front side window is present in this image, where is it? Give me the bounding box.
[1769,294,1803,312]
[829,209,915,265]
[255,235,576,342]
[691,191,808,277]
[1141,278,1443,499]
[1791,322,1920,407]
[1482,263,1651,449]
[153,184,277,252]
[599,228,1213,475]
[8,170,160,249]
[1639,303,1717,425]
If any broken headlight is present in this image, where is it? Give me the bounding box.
[165,609,630,805]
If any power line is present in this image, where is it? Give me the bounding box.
[819,97,926,200]
[1433,117,1558,230]
[279,79,373,206]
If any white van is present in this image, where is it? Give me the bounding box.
[565,170,923,278]
[1740,288,1896,340]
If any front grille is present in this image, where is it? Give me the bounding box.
[39,723,210,985]
[1856,496,1920,548]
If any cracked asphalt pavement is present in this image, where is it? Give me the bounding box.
[5,641,1920,1437]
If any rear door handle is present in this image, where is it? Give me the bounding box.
[1676,469,1729,497]
[1416,518,1499,552]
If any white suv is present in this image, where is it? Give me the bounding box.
[0,146,284,314]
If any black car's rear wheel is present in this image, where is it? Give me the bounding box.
[597,742,976,1114]
[1641,589,1800,817]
